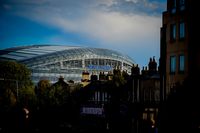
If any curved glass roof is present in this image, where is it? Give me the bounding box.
[0,45,135,64]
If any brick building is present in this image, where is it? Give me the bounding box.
[160,0,199,98]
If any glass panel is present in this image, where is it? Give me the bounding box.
[170,56,176,73]
[179,22,185,39]
[179,55,185,72]
[171,0,176,13]
[179,0,185,11]
[171,24,176,41]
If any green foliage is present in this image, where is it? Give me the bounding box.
[0,60,31,81]
[36,78,72,108]
[105,69,131,104]
[19,85,36,106]
[2,89,17,107]
[38,79,51,91]
[48,85,70,107]
[36,79,51,107]
[113,69,126,87]
[49,86,61,106]
[71,83,83,93]
[0,60,35,109]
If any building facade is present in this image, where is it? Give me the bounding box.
[0,45,135,84]
[160,0,198,98]
[131,57,160,133]
[78,57,161,133]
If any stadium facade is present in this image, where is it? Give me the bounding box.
[0,45,135,84]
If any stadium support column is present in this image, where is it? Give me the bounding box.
[60,61,63,69]
[82,58,85,70]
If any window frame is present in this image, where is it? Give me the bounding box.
[179,21,185,40]
[170,23,176,42]
[170,55,176,74]
[179,0,185,11]
[171,0,176,14]
[178,54,185,73]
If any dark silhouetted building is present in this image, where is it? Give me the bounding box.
[160,0,199,98]
[131,57,160,133]
[159,1,200,133]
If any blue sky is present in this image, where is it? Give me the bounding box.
[0,0,167,68]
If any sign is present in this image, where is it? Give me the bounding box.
[81,107,104,116]
[87,65,112,71]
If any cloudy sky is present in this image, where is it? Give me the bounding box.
[0,0,166,68]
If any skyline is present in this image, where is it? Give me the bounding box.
[0,0,167,68]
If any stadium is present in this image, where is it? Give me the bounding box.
[0,45,135,84]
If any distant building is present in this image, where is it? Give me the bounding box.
[160,0,198,98]
[140,57,160,104]
[0,45,134,84]
[78,57,161,133]
[79,68,133,133]
[131,57,160,104]
[131,57,160,133]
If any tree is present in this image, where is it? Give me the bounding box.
[0,60,35,109]
[48,77,70,107]
[105,69,132,133]
[36,79,51,108]
[112,69,126,87]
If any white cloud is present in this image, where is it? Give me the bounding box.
[44,10,161,67]
[83,11,161,45]
[37,11,160,52]
[2,0,165,66]
[18,7,161,46]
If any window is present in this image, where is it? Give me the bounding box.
[171,0,176,14]
[179,55,185,72]
[170,56,176,74]
[179,0,185,11]
[179,22,185,39]
[170,24,176,41]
